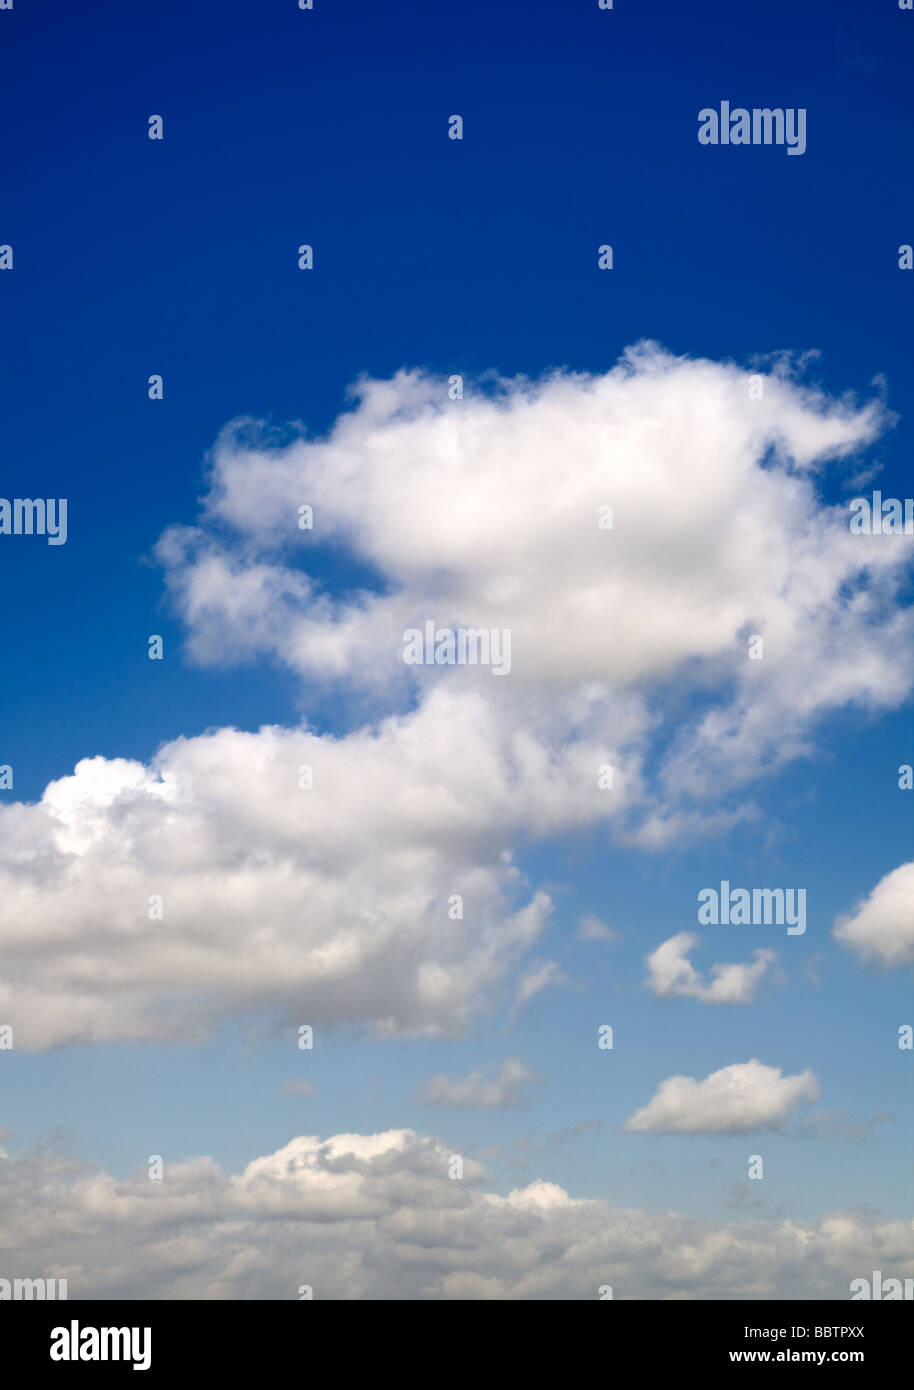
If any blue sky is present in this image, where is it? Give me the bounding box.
[0,0,912,1299]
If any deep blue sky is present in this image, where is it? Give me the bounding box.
[1,0,912,792]
[0,0,911,1227]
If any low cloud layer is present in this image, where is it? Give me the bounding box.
[0,1127,909,1300]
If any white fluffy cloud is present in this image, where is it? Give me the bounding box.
[158,343,913,814]
[0,1127,909,1300]
[624,1059,821,1133]
[415,1058,534,1109]
[645,932,778,1003]
[2,347,912,1049]
[833,863,914,969]
[0,694,581,1049]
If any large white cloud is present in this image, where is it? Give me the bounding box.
[1,346,912,1049]
[624,1060,821,1133]
[0,691,601,1049]
[833,863,914,970]
[158,343,913,813]
[0,1127,910,1300]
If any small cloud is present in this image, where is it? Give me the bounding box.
[803,954,825,988]
[512,960,564,1015]
[543,1119,602,1148]
[834,862,914,970]
[576,915,619,944]
[281,1080,316,1098]
[644,932,778,1004]
[795,1107,895,1143]
[624,1059,820,1134]
[723,1181,767,1212]
[843,460,883,491]
[415,1058,535,1110]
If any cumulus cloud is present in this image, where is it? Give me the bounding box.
[158,343,913,814]
[2,346,913,1050]
[415,1058,534,1109]
[0,1127,909,1300]
[645,932,778,1003]
[833,862,914,969]
[0,697,565,1050]
[624,1060,821,1133]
